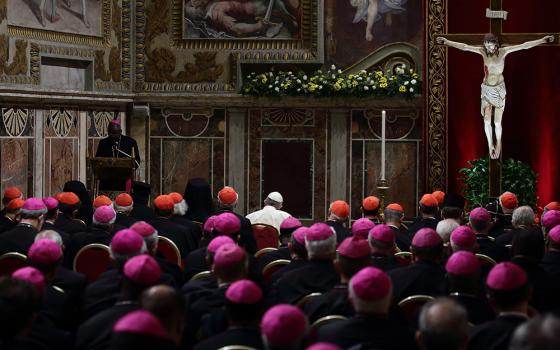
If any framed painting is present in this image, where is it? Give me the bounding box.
[7,0,111,46]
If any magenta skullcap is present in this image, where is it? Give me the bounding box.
[549,225,560,244]
[28,239,62,265]
[368,224,395,244]
[306,223,334,241]
[12,267,46,294]
[487,262,528,291]
[225,279,263,304]
[213,243,246,269]
[94,205,116,224]
[350,266,391,301]
[111,229,144,255]
[21,198,47,216]
[543,210,560,230]
[281,216,302,230]
[130,221,157,237]
[292,227,308,245]
[469,207,491,223]
[351,218,375,239]
[412,228,443,248]
[338,237,371,258]
[450,226,477,248]
[113,310,169,339]
[123,255,161,285]
[307,343,342,350]
[446,251,480,275]
[203,215,218,233]
[261,304,307,346]
[42,197,59,211]
[207,235,235,254]
[214,212,241,235]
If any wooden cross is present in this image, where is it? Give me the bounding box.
[440,0,558,197]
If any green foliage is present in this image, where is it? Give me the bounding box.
[459,157,538,210]
[240,64,421,98]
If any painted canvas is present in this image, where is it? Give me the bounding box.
[330,0,422,67]
[183,0,301,39]
[8,0,103,37]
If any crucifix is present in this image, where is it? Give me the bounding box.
[436,0,558,197]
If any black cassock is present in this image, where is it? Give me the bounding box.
[95,135,140,191]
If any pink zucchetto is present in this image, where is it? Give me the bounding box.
[542,210,560,230]
[338,237,371,259]
[93,205,116,224]
[487,262,528,291]
[306,223,334,241]
[123,255,161,286]
[469,207,491,223]
[351,218,375,239]
[281,216,302,230]
[549,225,560,244]
[450,226,477,248]
[225,279,263,304]
[261,304,307,346]
[368,224,395,244]
[292,227,308,245]
[350,266,391,301]
[203,215,218,233]
[111,229,144,255]
[28,239,62,265]
[113,310,169,339]
[21,198,47,216]
[214,213,241,235]
[130,221,157,237]
[412,228,443,248]
[12,267,46,294]
[207,236,235,254]
[213,243,246,269]
[307,343,342,350]
[446,251,480,275]
[42,197,58,211]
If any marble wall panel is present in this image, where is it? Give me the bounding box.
[0,139,32,197]
[44,138,79,196]
[161,139,211,194]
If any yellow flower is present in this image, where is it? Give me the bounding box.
[308,83,318,92]
[260,75,268,84]
[375,71,383,78]
[412,73,419,79]
[351,80,358,87]
[399,85,406,92]
[379,77,387,83]
[334,82,341,91]
[380,82,388,88]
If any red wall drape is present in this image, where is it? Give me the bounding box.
[446,0,560,205]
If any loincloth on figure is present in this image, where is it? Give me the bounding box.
[480,82,506,115]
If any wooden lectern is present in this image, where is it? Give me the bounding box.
[88,157,135,197]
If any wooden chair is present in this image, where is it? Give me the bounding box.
[157,236,182,268]
[73,244,112,283]
[190,270,212,282]
[398,295,435,325]
[254,247,278,260]
[251,224,280,250]
[296,292,322,310]
[394,251,413,266]
[0,252,27,276]
[308,315,348,343]
[262,259,290,284]
[476,253,497,268]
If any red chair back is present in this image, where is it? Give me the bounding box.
[73,244,112,283]
[0,252,27,276]
[398,295,435,325]
[262,259,290,284]
[394,252,413,266]
[157,236,183,269]
[252,224,280,250]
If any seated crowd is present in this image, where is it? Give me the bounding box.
[0,179,560,350]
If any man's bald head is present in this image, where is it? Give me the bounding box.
[417,298,469,350]
[141,285,186,345]
[108,122,122,141]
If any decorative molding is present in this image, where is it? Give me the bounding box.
[426,0,447,191]
[161,107,213,137]
[46,109,77,137]
[363,109,419,140]
[345,42,422,75]
[93,111,115,137]
[2,107,28,136]
[39,45,97,58]
[262,108,314,127]
[6,0,112,47]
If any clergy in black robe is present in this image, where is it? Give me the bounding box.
[0,200,47,255]
[0,209,18,233]
[215,206,256,254]
[369,224,401,272]
[383,203,411,252]
[130,181,157,221]
[325,202,352,244]
[540,229,560,278]
[66,222,114,266]
[110,311,178,350]
[184,178,215,223]
[406,194,440,239]
[416,298,469,350]
[267,229,309,287]
[63,181,93,226]
[114,193,139,228]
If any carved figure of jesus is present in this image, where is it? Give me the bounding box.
[437,34,554,159]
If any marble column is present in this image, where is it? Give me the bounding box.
[227,108,247,215]
[33,110,44,198]
[129,106,148,182]
[329,109,350,204]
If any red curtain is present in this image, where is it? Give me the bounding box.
[446,0,560,205]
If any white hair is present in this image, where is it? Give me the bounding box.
[35,230,63,247]
[512,206,535,228]
[173,200,188,216]
[348,280,392,314]
[110,241,147,263]
[114,204,133,214]
[436,219,460,243]
[144,232,159,251]
[305,233,337,259]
